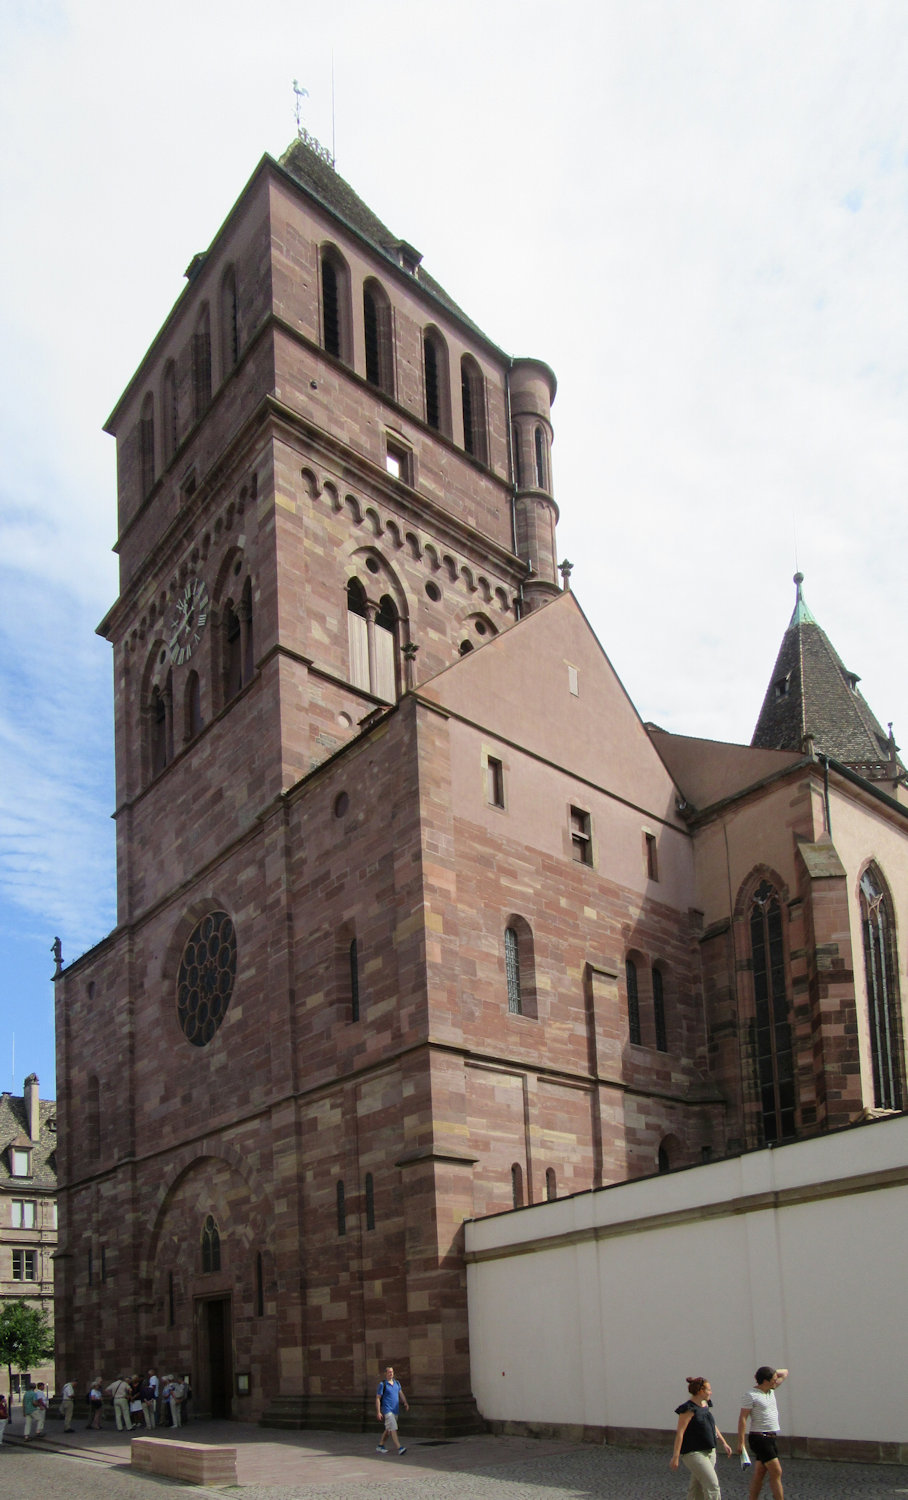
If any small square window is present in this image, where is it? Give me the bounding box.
[644,831,658,881]
[487,756,505,808]
[570,806,592,865]
[385,438,411,484]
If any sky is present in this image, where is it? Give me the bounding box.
[1,0,907,1097]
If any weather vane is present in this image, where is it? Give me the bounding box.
[293,80,309,139]
[291,78,335,169]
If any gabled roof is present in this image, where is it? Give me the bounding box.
[415,590,686,826]
[0,1091,57,1190]
[751,573,904,782]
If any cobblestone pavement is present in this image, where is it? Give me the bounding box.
[1,1429,907,1500]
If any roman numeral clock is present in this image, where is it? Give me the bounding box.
[168,575,209,666]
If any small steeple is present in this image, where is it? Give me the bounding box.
[751,573,904,786]
[788,571,816,629]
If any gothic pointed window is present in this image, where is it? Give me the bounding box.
[750,881,796,1143]
[860,866,903,1110]
[201,1215,221,1273]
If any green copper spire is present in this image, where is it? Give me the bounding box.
[787,571,816,630]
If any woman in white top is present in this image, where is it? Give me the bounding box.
[737,1366,789,1500]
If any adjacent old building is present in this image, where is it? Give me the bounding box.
[0,1074,57,1392]
[55,135,907,1432]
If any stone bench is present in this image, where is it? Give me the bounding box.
[131,1436,238,1486]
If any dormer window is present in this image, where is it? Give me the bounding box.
[10,1147,31,1177]
[396,240,423,275]
[773,675,790,700]
[844,670,860,693]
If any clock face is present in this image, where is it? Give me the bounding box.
[168,576,209,665]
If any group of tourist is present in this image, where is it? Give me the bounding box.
[81,1370,192,1432]
[670,1364,790,1500]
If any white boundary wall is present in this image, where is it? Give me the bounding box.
[465,1114,908,1456]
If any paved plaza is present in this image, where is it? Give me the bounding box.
[0,1418,906,1500]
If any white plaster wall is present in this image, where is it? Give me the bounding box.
[466,1116,908,1443]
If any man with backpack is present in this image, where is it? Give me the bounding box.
[375,1364,409,1456]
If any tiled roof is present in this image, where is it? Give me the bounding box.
[751,573,904,778]
[0,1089,57,1190]
[277,139,493,346]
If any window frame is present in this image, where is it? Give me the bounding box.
[12,1248,37,1282]
[486,755,505,809]
[860,865,904,1110]
[570,805,593,866]
[749,881,796,1143]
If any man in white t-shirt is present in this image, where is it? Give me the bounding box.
[60,1380,75,1431]
[738,1366,789,1500]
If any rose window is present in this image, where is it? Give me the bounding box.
[177,912,237,1046]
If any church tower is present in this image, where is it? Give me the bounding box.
[56,137,575,1431]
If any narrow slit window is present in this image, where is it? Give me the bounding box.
[201,1214,221,1273]
[349,938,360,1022]
[336,1180,346,1236]
[487,756,505,808]
[322,257,340,357]
[534,425,546,489]
[645,832,658,881]
[626,959,641,1045]
[511,1163,524,1208]
[505,926,522,1014]
[570,806,592,865]
[365,1172,375,1230]
[653,967,667,1052]
[750,882,796,1142]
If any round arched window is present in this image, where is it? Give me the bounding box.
[177,911,237,1047]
